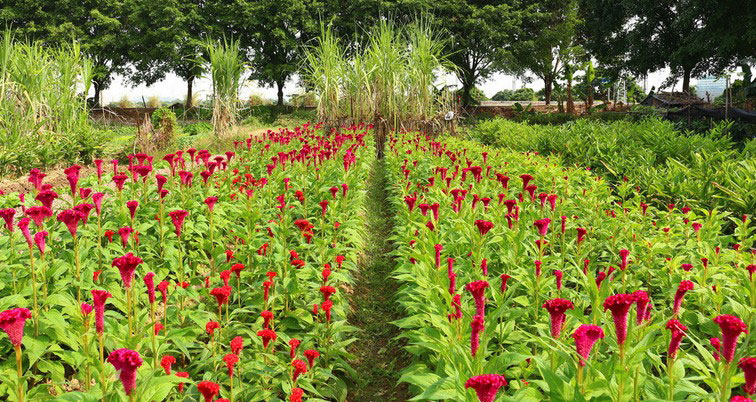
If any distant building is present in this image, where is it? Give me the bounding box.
[640,91,705,108]
[696,75,727,101]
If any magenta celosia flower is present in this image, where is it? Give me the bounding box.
[465,374,508,402]
[633,290,650,325]
[666,319,687,360]
[112,253,144,289]
[257,329,277,349]
[470,314,485,357]
[573,324,605,366]
[533,218,551,236]
[160,355,176,375]
[34,231,48,255]
[466,281,490,317]
[500,274,511,292]
[739,358,756,394]
[91,290,112,335]
[673,280,694,314]
[107,348,143,395]
[475,220,494,236]
[91,192,105,216]
[0,308,32,347]
[28,168,46,191]
[711,337,722,361]
[543,298,574,338]
[223,353,239,378]
[554,270,563,291]
[197,381,220,402]
[22,206,48,229]
[73,203,94,225]
[434,244,443,269]
[144,272,156,304]
[713,314,749,363]
[81,302,93,318]
[64,164,82,196]
[18,217,33,248]
[603,293,636,346]
[35,189,58,209]
[57,209,84,237]
[534,260,542,277]
[118,226,133,248]
[126,200,139,221]
[576,227,587,245]
[0,208,15,233]
[168,210,189,237]
[520,173,533,189]
[731,396,754,402]
[204,196,218,212]
[319,200,329,216]
[619,249,630,270]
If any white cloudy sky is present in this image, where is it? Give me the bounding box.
[99,68,679,105]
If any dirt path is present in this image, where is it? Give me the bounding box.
[346,157,410,402]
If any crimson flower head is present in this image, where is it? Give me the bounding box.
[168,210,189,237]
[157,281,169,303]
[714,314,749,363]
[533,218,551,236]
[220,270,231,286]
[25,206,52,228]
[160,355,176,375]
[57,209,84,237]
[466,281,490,317]
[520,173,533,189]
[475,220,494,236]
[107,348,143,395]
[673,280,694,314]
[320,285,337,301]
[304,349,320,368]
[500,274,512,292]
[261,310,274,329]
[231,263,245,278]
[291,388,304,402]
[28,168,46,191]
[289,338,301,359]
[197,381,220,402]
[34,231,48,255]
[634,290,650,325]
[204,196,219,212]
[81,303,93,317]
[711,337,722,361]
[576,228,587,245]
[739,358,756,395]
[231,336,244,355]
[64,164,82,196]
[730,396,753,402]
[465,374,508,402]
[603,293,636,346]
[470,315,485,356]
[112,253,143,289]
[542,298,574,338]
[573,324,605,366]
[113,174,129,191]
[223,353,239,377]
[292,359,308,382]
[666,319,687,360]
[321,299,333,322]
[35,189,58,209]
[0,208,15,232]
[258,329,277,349]
[619,249,630,270]
[206,321,220,336]
[91,290,112,335]
[211,286,232,307]
[319,200,329,216]
[0,308,32,347]
[126,200,139,221]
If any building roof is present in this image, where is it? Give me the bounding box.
[640,91,706,107]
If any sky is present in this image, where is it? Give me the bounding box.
[99,68,678,105]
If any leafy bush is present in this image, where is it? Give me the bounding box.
[150,107,178,131]
[469,117,756,215]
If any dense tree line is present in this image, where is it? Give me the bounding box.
[0,0,751,107]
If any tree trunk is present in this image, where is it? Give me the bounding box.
[587,84,594,110]
[544,78,553,105]
[276,80,285,107]
[93,81,102,108]
[462,82,472,108]
[682,66,692,93]
[566,76,575,114]
[185,77,194,109]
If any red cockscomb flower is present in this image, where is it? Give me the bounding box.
[739,357,756,395]
[197,381,220,402]
[714,315,749,363]
[258,329,277,349]
[466,281,489,317]
[634,290,650,325]
[206,321,220,336]
[112,253,143,289]
[168,210,189,237]
[57,209,84,237]
[223,353,239,377]
[470,314,485,357]
[603,293,636,346]
[673,280,694,314]
[292,359,308,382]
[320,285,337,301]
[231,263,245,278]
[534,218,551,236]
[573,324,605,366]
[666,319,687,360]
[619,249,630,271]
[465,374,508,402]
[289,338,301,359]
[91,290,112,335]
[0,308,32,347]
[231,336,244,355]
[160,355,176,375]
[475,220,494,236]
[542,298,574,338]
[290,388,304,402]
[107,348,143,395]
[304,349,319,368]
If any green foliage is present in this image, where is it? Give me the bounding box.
[470,117,756,215]
[150,107,177,130]
[204,37,245,137]
[491,88,537,101]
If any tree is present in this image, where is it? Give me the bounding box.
[492,88,536,101]
[1,1,131,106]
[578,0,754,93]
[511,0,582,104]
[429,1,526,107]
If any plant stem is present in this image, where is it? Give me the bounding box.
[719,362,731,401]
[15,345,24,402]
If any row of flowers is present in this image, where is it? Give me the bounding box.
[0,123,372,401]
[385,133,755,401]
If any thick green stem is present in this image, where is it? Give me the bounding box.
[15,345,24,402]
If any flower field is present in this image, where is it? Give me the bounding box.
[0,123,372,401]
[386,133,755,401]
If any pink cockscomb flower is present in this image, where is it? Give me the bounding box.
[144,272,156,304]
[673,280,694,314]
[0,308,32,347]
[168,210,189,237]
[464,374,508,402]
[160,355,176,375]
[91,290,112,335]
[573,324,605,366]
[714,315,749,363]
[619,249,630,271]
[466,281,490,317]
[666,319,687,360]
[739,357,756,395]
[603,293,636,346]
[633,290,650,325]
[533,218,551,236]
[542,298,574,338]
[57,209,84,237]
[475,220,494,236]
[107,348,143,395]
[470,315,485,357]
[112,253,144,289]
